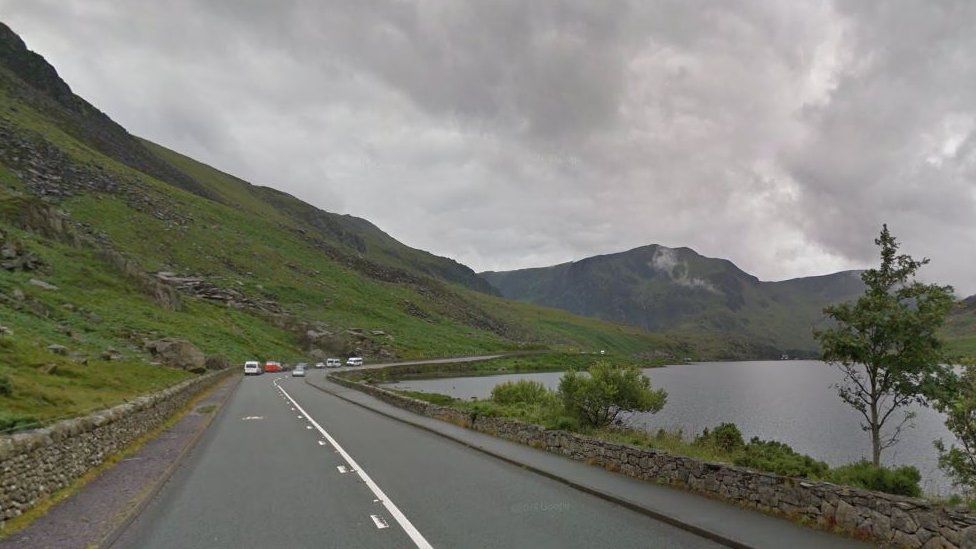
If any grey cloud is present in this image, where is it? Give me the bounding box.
[0,0,973,294]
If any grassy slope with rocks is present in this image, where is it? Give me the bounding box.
[0,22,697,428]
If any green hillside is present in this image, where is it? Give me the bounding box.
[945,296,976,361]
[0,23,695,428]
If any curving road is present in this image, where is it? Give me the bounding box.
[112,373,721,548]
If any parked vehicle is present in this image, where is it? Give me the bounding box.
[292,365,306,377]
[326,358,342,368]
[346,357,364,367]
[295,362,309,371]
[314,362,326,369]
[243,361,262,376]
[264,361,283,373]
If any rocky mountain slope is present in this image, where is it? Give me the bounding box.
[0,22,692,428]
[483,245,976,357]
[482,244,868,355]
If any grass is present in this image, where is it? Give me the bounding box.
[0,337,190,432]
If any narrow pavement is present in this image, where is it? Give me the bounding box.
[113,373,722,548]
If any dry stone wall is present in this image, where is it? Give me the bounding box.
[330,374,976,548]
[0,370,229,526]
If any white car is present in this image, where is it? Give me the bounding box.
[243,361,262,376]
[314,362,326,369]
[292,365,306,377]
[346,357,364,367]
[326,358,342,368]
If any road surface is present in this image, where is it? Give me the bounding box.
[113,373,721,548]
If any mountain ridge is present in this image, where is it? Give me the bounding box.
[481,244,867,354]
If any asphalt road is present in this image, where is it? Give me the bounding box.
[113,373,722,548]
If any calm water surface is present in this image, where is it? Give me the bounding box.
[386,360,956,494]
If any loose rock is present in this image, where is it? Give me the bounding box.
[28,278,58,291]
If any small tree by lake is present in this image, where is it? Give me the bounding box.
[933,360,976,498]
[815,225,953,466]
[558,361,666,428]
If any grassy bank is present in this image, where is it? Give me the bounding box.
[0,336,190,433]
[347,352,670,384]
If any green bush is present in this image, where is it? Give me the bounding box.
[0,374,11,396]
[491,379,553,405]
[695,423,745,452]
[826,461,922,497]
[734,438,829,478]
[542,415,580,432]
[558,361,667,427]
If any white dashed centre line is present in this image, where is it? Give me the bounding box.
[273,379,432,549]
[371,515,390,529]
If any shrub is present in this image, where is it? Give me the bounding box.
[0,412,38,434]
[695,423,745,452]
[542,415,581,432]
[734,437,829,478]
[558,361,666,427]
[826,461,922,497]
[932,364,976,497]
[0,374,11,397]
[491,379,553,405]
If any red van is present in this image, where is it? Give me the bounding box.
[264,361,283,373]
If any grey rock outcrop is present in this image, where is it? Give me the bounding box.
[145,338,205,371]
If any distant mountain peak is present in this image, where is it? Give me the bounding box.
[481,244,866,353]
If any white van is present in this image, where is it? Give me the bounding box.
[346,357,364,367]
[243,361,262,376]
[326,358,342,368]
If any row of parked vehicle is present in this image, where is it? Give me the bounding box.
[243,357,365,376]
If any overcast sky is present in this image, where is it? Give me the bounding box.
[2,1,974,294]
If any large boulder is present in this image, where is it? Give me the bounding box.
[145,338,205,371]
[204,354,230,370]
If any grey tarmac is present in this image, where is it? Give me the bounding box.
[113,373,722,548]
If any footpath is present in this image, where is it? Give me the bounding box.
[0,374,240,549]
[305,374,868,549]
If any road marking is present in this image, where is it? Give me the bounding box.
[306,425,312,430]
[241,416,264,421]
[371,515,390,529]
[337,465,352,474]
[273,380,433,549]
[317,440,327,446]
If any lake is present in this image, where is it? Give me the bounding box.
[385,360,957,495]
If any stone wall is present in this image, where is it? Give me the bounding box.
[330,374,976,548]
[0,370,230,526]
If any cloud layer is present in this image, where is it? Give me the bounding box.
[2,0,973,294]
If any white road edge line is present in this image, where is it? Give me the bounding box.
[274,379,433,549]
